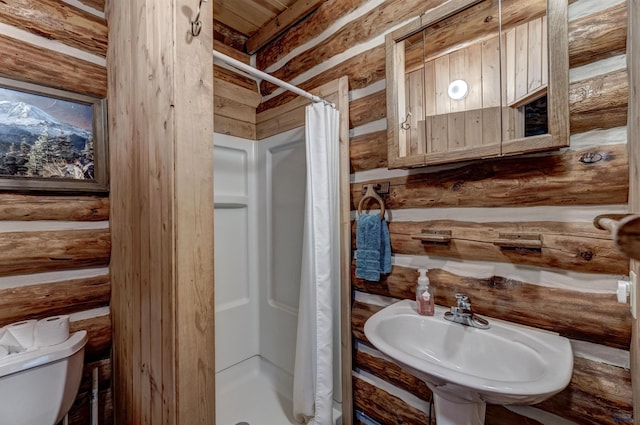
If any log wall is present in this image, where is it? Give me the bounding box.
[257,0,633,423]
[0,2,112,424]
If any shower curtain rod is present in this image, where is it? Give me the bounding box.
[212,49,335,107]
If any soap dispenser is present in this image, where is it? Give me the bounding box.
[416,268,434,316]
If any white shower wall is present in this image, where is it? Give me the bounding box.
[214,128,342,409]
[214,128,308,376]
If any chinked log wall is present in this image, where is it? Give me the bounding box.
[257,0,632,423]
[0,1,113,424]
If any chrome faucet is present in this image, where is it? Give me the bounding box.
[444,293,490,329]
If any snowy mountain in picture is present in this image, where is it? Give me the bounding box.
[0,100,91,151]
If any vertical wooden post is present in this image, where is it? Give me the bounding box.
[107,0,215,423]
[628,1,640,424]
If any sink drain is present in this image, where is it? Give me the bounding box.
[235,423,250,425]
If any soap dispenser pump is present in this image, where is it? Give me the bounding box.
[416,268,434,316]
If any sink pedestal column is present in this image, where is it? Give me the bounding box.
[433,393,486,425]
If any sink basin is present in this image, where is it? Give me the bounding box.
[364,299,573,425]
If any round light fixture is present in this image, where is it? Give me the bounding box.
[447,79,469,100]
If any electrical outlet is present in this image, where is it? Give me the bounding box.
[631,271,637,319]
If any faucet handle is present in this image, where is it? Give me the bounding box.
[454,293,471,309]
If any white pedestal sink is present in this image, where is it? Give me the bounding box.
[364,300,573,425]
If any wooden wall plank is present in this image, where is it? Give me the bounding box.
[353,265,631,349]
[0,274,110,325]
[0,229,110,277]
[76,0,105,12]
[352,144,628,209]
[256,0,369,69]
[214,39,250,65]
[387,220,627,274]
[214,114,257,139]
[214,95,256,124]
[568,3,627,68]
[214,19,248,51]
[536,357,633,425]
[214,65,259,93]
[214,78,261,108]
[0,0,108,57]
[570,69,628,134]
[0,33,107,98]
[350,90,386,129]
[350,130,388,172]
[258,44,386,110]
[353,376,433,425]
[0,194,109,221]
[355,347,432,402]
[70,313,111,361]
[246,0,326,54]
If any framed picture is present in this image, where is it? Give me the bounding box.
[0,76,108,193]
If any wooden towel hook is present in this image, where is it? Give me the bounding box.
[358,184,386,219]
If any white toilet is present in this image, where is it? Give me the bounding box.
[0,330,88,425]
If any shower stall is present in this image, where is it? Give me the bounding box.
[213,128,343,425]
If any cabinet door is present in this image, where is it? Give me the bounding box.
[386,0,568,169]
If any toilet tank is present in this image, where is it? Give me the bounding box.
[0,330,87,425]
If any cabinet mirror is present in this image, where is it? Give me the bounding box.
[386,0,568,169]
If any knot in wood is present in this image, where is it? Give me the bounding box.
[579,250,594,261]
[451,182,463,191]
[484,15,494,23]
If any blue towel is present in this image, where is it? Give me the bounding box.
[355,214,392,281]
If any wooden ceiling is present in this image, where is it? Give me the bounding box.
[214,0,325,54]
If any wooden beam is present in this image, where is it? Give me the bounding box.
[353,264,631,349]
[0,33,107,98]
[0,0,108,57]
[214,19,248,51]
[76,0,105,12]
[353,376,433,424]
[214,39,250,65]
[570,69,628,134]
[256,0,369,69]
[214,78,261,107]
[386,220,627,274]
[352,144,628,209]
[0,274,110,325]
[214,65,259,93]
[568,3,627,68]
[0,229,110,277]
[350,130,388,172]
[0,194,109,221]
[246,0,326,54]
[259,44,386,110]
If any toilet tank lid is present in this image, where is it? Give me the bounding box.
[0,330,88,378]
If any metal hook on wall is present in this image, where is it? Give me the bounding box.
[400,111,412,130]
[191,0,208,37]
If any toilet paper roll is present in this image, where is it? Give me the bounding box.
[35,315,70,347]
[6,319,37,349]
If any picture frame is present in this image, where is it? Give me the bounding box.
[0,76,108,193]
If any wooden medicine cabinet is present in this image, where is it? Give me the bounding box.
[386,0,569,169]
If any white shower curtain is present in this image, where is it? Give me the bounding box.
[293,102,341,425]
